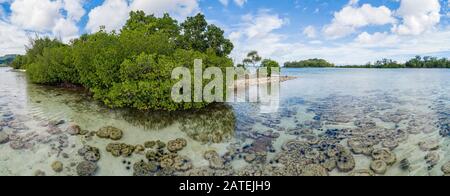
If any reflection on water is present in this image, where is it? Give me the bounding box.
[0,67,449,176]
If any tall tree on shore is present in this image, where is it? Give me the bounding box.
[243,50,262,68]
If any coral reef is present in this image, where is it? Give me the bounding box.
[76,161,98,176]
[96,126,123,140]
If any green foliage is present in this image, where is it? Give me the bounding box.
[243,51,262,67]
[0,55,17,66]
[20,11,234,111]
[260,59,280,76]
[341,56,450,68]
[284,59,335,68]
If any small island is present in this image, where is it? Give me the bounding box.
[284,57,450,68]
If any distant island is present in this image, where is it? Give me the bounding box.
[284,56,450,68]
[0,54,17,66]
[284,59,335,68]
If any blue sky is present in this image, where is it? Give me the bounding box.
[0,0,449,65]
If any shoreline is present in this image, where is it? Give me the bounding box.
[232,75,298,89]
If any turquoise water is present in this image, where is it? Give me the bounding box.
[0,67,449,176]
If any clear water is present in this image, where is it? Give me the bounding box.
[0,67,449,176]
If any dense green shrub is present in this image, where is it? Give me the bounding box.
[20,11,234,111]
[261,59,280,76]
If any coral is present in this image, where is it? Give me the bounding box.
[76,161,98,176]
[133,160,158,176]
[78,146,101,162]
[424,152,440,167]
[372,149,396,165]
[347,138,373,155]
[106,143,135,157]
[336,153,355,172]
[381,137,399,150]
[144,141,156,148]
[134,145,145,154]
[172,155,193,172]
[418,140,440,151]
[204,150,226,170]
[34,170,46,176]
[441,161,450,174]
[349,169,375,176]
[167,138,187,153]
[300,164,329,176]
[51,161,63,173]
[370,160,388,175]
[96,126,123,140]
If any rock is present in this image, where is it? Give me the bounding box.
[418,140,439,151]
[349,169,375,176]
[204,150,226,170]
[76,161,98,176]
[441,161,450,174]
[9,140,24,150]
[79,130,89,135]
[47,126,62,135]
[97,126,123,140]
[66,124,81,135]
[51,161,63,173]
[370,160,388,175]
[400,159,411,171]
[34,170,46,176]
[48,120,65,127]
[167,138,187,152]
[0,132,9,144]
[372,148,396,165]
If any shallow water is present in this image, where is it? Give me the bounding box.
[0,67,449,176]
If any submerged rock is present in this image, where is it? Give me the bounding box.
[66,124,81,135]
[0,132,9,144]
[51,161,63,173]
[76,161,98,176]
[400,159,411,171]
[133,160,158,176]
[300,164,329,176]
[424,152,440,167]
[441,161,450,174]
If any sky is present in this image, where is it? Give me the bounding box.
[0,0,449,65]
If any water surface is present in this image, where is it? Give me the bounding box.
[0,67,449,176]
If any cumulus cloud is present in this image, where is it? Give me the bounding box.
[392,0,441,35]
[323,1,396,39]
[86,0,130,33]
[218,0,247,7]
[86,0,200,33]
[303,26,317,38]
[10,0,62,32]
[0,20,29,56]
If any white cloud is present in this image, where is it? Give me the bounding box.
[218,0,246,7]
[219,0,229,7]
[52,18,79,42]
[229,11,289,62]
[63,0,86,22]
[234,0,247,7]
[0,20,29,56]
[86,0,201,33]
[323,1,396,39]
[392,0,441,35]
[10,0,62,32]
[86,0,130,33]
[303,25,317,38]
